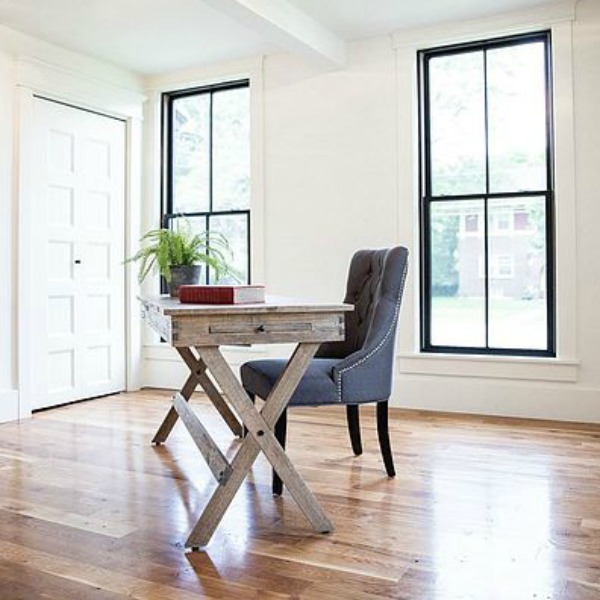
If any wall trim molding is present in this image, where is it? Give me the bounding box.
[17,77,145,417]
[142,343,268,390]
[399,353,579,383]
[16,57,146,120]
[392,0,577,49]
[394,19,579,375]
[0,389,19,423]
[392,374,600,424]
[144,55,263,93]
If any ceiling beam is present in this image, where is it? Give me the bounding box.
[202,0,346,69]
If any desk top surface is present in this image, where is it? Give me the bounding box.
[139,295,353,317]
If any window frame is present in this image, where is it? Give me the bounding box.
[161,79,252,284]
[418,31,556,358]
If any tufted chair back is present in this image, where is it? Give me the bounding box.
[317,246,409,404]
[318,248,407,357]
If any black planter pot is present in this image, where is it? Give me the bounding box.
[168,265,202,297]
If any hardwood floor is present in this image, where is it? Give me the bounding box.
[1,390,600,599]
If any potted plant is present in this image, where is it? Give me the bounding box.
[126,220,240,297]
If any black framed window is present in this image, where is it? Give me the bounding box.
[162,80,251,284]
[418,32,555,356]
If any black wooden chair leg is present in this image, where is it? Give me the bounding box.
[346,404,363,456]
[272,408,287,496]
[376,401,395,477]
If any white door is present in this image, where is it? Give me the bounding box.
[31,98,126,410]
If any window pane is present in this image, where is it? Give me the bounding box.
[429,52,486,196]
[209,214,249,284]
[169,215,248,284]
[430,200,485,347]
[172,95,210,213]
[213,87,250,210]
[488,42,547,193]
[488,197,547,349]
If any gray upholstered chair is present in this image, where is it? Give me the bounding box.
[240,246,409,495]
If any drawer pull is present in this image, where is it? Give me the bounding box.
[209,322,313,334]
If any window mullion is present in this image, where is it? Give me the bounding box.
[483,47,490,350]
[544,39,556,356]
[205,214,210,284]
[208,91,214,213]
[420,53,432,349]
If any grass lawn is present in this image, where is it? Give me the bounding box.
[431,296,547,349]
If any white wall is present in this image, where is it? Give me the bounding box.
[263,37,399,299]
[0,49,18,422]
[137,1,600,422]
[0,4,593,425]
[572,0,600,391]
[252,0,600,422]
[0,25,144,423]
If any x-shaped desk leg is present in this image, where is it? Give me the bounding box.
[185,342,333,549]
[153,347,243,444]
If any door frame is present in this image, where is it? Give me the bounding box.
[17,60,146,418]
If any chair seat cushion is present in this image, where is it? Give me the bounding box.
[240,358,341,406]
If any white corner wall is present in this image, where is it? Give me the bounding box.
[262,37,400,299]
[0,49,18,422]
[572,0,600,393]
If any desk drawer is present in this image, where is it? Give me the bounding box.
[171,313,344,346]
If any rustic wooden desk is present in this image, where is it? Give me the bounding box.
[139,295,352,549]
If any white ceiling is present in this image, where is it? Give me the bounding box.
[292,0,558,37]
[0,0,561,75]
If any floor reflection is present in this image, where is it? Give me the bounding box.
[431,446,555,599]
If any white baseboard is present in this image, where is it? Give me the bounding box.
[392,374,600,424]
[141,343,270,390]
[0,389,19,423]
[142,344,600,424]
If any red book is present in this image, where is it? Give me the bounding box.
[178,284,266,304]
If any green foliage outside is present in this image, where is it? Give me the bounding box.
[431,213,460,296]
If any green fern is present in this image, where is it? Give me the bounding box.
[125,220,241,283]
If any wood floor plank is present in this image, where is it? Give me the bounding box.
[1,389,600,599]
[0,558,131,600]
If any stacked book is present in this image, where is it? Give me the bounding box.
[178,284,265,305]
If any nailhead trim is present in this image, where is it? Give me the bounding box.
[335,261,408,402]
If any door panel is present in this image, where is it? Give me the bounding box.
[32,98,126,410]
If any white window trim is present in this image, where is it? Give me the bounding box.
[393,1,578,383]
[141,57,267,385]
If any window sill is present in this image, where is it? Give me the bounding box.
[398,352,579,383]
